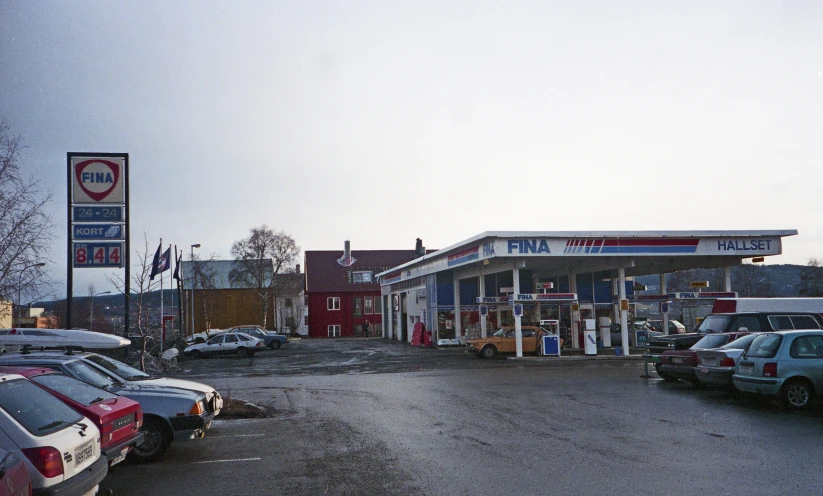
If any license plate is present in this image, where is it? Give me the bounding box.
[109,449,128,467]
[740,364,753,373]
[672,357,684,364]
[75,440,94,466]
[703,358,716,366]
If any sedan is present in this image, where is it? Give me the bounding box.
[733,330,823,409]
[184,332,265,359]
[224,326,289,349]
[0,366,145,467]
[693,333,760,389]
[656,332,751,384]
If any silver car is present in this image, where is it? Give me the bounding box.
[732,330,823,409]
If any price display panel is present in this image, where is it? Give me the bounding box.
[73,242,125,268]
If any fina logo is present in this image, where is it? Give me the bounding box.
[74,159,120,202]
[507,239,550,254]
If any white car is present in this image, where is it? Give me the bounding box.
[0,372,108,496]
[183,333,265,359]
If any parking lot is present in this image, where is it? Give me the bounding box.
[101,338,823,495]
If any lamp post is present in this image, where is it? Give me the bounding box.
[190,244,200,337]
[90,291,111,332]
[17,262,46,327]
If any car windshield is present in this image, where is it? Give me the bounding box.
[0,378,83,436]
[691,334,733,350]
[30,373,118,406]
[696,315,731,334]
[746,334,783,359]
[720,333,759,350]
[64,360,119,389]
[84,354,150,380]
[492,329,506,337]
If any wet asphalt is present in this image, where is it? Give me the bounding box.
[100,338,823,496]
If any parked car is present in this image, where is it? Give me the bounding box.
[183,332,265,359]
[693,333,761,389]
[656,332,751,384]
[733,330,823,409]
[644,312,823,367]
[466,326,548,358]
[609,321,661,347]
[0,354,216,463]
[224,325,289,349]
[0,447,31,496]
[0,366,145,467]
[76,352,223,416]
[0,372,108,495]
[648,320,687,334]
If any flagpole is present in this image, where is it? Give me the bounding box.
[160,238,164,354]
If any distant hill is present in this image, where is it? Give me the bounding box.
[635,263,805,297]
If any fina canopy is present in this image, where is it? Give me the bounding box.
[377,230,797,284]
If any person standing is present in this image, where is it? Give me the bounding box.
[363,319,370,339]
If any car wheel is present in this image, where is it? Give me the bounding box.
[481,345,497,359]
[237,347,250,358]
[190,350,202,360]
[269,341,281,349]
[129,417,171,463]
[781,379,813,409]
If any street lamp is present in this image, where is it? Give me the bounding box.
[89,291,111,332]
[17,262,46,327]
[190,244,200,337]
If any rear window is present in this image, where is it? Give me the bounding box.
[746,334,783,359]
[84,354,150,380]
[0,378,83,436]
[789,335,823,359]
[720,333,758,350]
[691,334,733,349]
[30,374,118,406]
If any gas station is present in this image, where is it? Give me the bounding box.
[376,230,797,357]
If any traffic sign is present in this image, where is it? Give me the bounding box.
[72,205,124,222]
[72,224,124,240]
[72,242,125,268]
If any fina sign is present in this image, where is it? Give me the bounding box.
[70,156,125,204]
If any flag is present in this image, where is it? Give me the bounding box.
[150,244,172,280]
[173,253,183,282]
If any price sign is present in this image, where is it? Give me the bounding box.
[73,242,124,268]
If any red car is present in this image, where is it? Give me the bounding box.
[0,366,145,467]
[0,447,31,496]
[656,332,751,385]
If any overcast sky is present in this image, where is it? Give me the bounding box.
[1,0,821,299]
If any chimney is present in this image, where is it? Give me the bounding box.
[344,240,351,259]
[336,240,357,267]
[415,238,425,258]
[295,264,301,274]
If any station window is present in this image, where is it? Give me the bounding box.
[327,297,340,311]
[364,296,373,314]
[328,325,341,337]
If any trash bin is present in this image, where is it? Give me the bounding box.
[584,329,597,355]
[614,346,622,356]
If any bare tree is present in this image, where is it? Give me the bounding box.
[0,119,54,323]
[107,233,160,371]
[797,258,823,297]
[189,252,220,334]
[735,262,774,297]
[230,225,299,328]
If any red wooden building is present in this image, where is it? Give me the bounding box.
[304,241,424,338]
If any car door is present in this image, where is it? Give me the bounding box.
[522,328,538,352]
[203,335,225,356]
[221,335,240,355]
[787,334,823,391]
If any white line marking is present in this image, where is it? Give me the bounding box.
[209,434,266,438]
[195,457,262,464]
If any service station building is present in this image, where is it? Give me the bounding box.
[376,230,797,356]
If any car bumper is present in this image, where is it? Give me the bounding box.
[102,431,146,465]
[170,411,216,441]
[694,366,735,387]
[732,375,781,395]
[33,456,107,496]
[658,364,698,381]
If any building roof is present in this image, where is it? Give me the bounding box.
[181,260,302,291]
[304,250,421,293]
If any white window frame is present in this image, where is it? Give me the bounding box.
[327,297,340,311]
[352,271,373,283]
[327,325,341,337]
